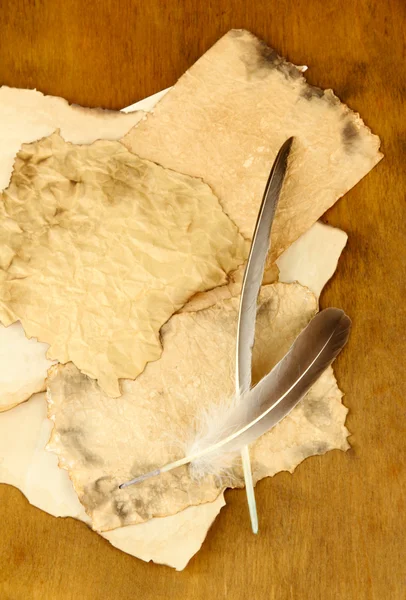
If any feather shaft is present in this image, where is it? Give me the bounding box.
[120,308,351,489]
[241,445,258,533]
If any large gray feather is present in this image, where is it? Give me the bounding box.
[196,308,351,461]
[120,308,351,488]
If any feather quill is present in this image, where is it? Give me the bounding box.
[120,308,351,489]
[235,137,293,532]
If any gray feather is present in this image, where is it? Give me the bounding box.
[119,307,351,488]
[236,136,294,394]
[198,308,351,461]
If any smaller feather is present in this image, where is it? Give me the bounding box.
[120,308,351,489]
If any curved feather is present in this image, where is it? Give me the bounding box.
[236,136,294,394]
[193,308,351,461]
[120,308,351,488]
[236,137,293,532]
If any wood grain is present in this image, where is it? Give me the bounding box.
[0,1,405,598]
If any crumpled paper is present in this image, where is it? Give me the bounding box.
[183,220,347,314]
[0,132,247,396]
[47,282,349,532]
[0,393,225,570]
[122,29,382,259]
[0,221,343,409]
[0,86,145,191]
[181,262,279,314]
[0,86,145,409]
[0,221,347,568]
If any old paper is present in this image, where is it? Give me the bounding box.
[183,220,347,313]
[0,220,343,408]
[123,29,382,259]
[0,323,54,412]
[0,86,145,191]
[0,393,86,518]
[0,87,146,410]
[181,262,279,314]
[0,132,247,396]
[102,496,225,570]
[0,221,347,568]
[0,393,225,570]
[47,282,349,532]
[276,221,348,297]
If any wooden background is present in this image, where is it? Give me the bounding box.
[0,1,405,598]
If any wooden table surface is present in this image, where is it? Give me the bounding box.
[0,1,405,599]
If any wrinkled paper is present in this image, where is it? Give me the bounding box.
[123,29,382,259]
[181,262,279,314]
[0,221,343,408]
[0,86,145,409]
[0,79,352,567]
[0,222,347,568]
[0,86,145,191]
[47,282,349,532]
[184,220,347,313]
[0,132,247,396]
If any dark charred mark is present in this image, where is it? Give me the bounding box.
[303,398,332,425]
[83,476,117,511]
[342,121,360,151]
[315,442,329,454]
[114,498,132,520]
[257,41,302,80]
[57,426,79,436]
[132,498,146,510]
[54,207,66,216]
[301,85,325,101]
[131,497,149,516]
[258,45,279,66]
[58,427,104,467]
[235,29,303,82]
[94,475,116,493]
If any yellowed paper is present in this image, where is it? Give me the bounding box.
[0,323,54,412]
[0,392,225,570]
[181,262,279,314]
[0,86,144,189]
[0,86,145,191]
[47,282,349,532]
[0,87,146,409]
[0,393,86,518]
[0,133,247,396]
[0,223,346,568]
[183,220,346,313]
[102,496,225,570]
[123,29,382,259]
[276,221,348,297]
[0,220,342,408]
